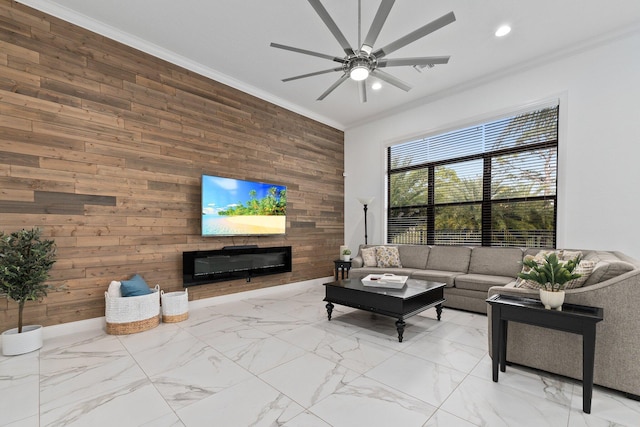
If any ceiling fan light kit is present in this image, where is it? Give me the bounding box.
[350,67,369,81]
[349,59,371,81]
[271,0,456,103]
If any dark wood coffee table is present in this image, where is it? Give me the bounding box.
[323,278,446,342]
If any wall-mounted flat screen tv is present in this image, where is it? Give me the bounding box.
[201,175,287,236]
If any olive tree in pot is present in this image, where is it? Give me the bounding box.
[0,228,56,355]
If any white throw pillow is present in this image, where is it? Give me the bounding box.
[107,280,122,298]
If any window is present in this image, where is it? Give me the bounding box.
[387,105,558,247]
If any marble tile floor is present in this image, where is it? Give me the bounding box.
[1,283,639,427]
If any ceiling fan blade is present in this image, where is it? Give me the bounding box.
[371,69,411,92]
[377,56,450,67]
[282,67,343,82]
[358,80,367,103]
[270,43,346,63]
[362,0,395,53]
[307,0,355,56]
[372,11,456,59]
[317,73,350,101]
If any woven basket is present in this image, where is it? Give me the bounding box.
[105,285,160,335]
[161,289,189,323]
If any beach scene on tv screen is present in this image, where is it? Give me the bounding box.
[202,175,286,235]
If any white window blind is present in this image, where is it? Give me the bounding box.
[388,104,558,247]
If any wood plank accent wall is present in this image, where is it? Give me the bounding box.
[0,1,344,331]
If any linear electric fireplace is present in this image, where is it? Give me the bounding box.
[182,246,292,287]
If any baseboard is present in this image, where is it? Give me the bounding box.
[42,317,106,340]
[38,277,331,339]
[188,276,330,310]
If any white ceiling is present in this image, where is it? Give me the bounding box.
[18,0,640,130]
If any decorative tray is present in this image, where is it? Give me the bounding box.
[361,274,408,289]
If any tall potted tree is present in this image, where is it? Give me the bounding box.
[0,228,56,355]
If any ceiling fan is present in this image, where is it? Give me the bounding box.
[270,0,456,103]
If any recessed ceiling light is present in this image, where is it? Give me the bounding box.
[495,25,511,37]
[371,82,382,90]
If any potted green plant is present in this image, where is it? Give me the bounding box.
[341,248,352,261]
[518,252,581,310]
[0,228,56,355]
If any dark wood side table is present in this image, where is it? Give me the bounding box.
[486,294,603,414]
[333,259,352,280]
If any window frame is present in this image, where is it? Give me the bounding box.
[386,105,559,248]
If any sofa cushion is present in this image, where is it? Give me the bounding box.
[561,250,583,260]
[361,247,377,267]
[455,273,515,292]
[563,259,597,289]
[398,245,430,269]
[515,269,543,289]
[523,248,556,258]
[410,269,464,287]
[375,246,402,268]
[351,257,363,268]
[426,246,471,272]
[512,253,535,289]
[583,259,635,286]
[468,247,523,277]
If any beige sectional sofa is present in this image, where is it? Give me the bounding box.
[350,244,526,314]
[349,244,640,397]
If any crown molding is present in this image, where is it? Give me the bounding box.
[346,22,640,130]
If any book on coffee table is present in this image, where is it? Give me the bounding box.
[362,274,408,289]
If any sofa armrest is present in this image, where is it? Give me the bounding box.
[351,255,363,268]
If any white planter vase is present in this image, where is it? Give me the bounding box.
[539,289,565,311]
[341,255,351,261]
[1,325,43,356]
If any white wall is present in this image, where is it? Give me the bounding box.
[344,31,640,259]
